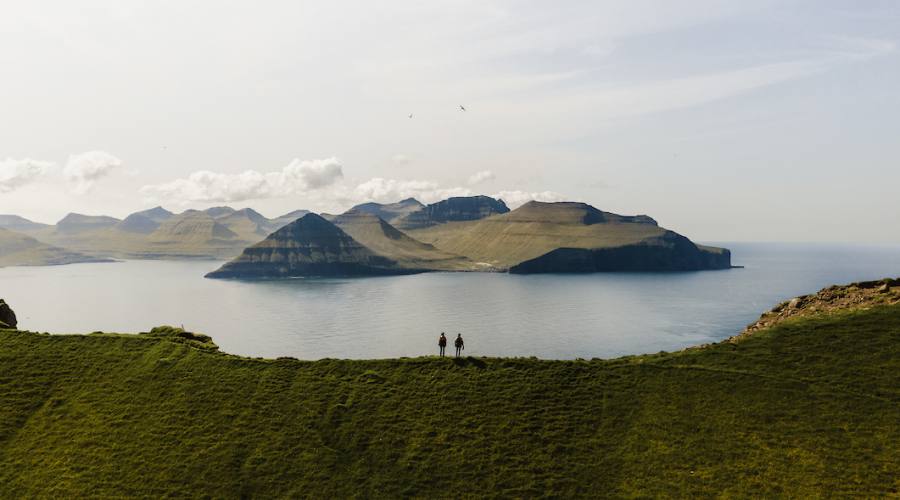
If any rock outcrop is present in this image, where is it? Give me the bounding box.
[731,278,900,342]
[394,196,509,229]
[206,213,413,278]
[0,299,17,329]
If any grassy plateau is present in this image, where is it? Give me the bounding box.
[0,305,898,497]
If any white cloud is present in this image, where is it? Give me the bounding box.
[353,178,473,205]
[467,170,496,185]
[0,158,53,193]
[350,177,567,209]
[64,151,123,195]
[140,157,343,203]
[491,190,566,208]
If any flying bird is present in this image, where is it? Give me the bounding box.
[459,105,466,111]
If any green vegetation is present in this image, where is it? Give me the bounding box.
[1,305,898,497]
[5,207,308,261]
[0,227,111,268]
[333,210,474,271]
[408,201,728,270]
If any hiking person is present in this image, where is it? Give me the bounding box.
[438,332,447,357]
[454,333,464,358]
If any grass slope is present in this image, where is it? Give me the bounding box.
[333,211,476,271]
[1,306,898,497]
[0,228,110,267]
[407,201,685,269]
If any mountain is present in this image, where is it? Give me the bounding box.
[393,195,509,229]
[137,212,249,259]
[206,213,412,278]
[406,201,730,272]
[203,206,237,218]
[55,213,121,234]
[116,206,174,234]
[350,198,424,224]
[0,198,730,272]
[0,228,111,267]
[332,211,474,271]
[0,215,50,233]
[0,206,303,261]
[270,209,312,230]
[213,208,276,239]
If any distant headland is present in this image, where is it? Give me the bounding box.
[0,195,732,275]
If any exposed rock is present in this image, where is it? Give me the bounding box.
[206,213,414,279]
[394,196,509,229]
[731,278,900,342]
[0,299,17,329]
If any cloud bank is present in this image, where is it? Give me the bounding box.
[64,151,123,195]
[140,157,344,203]
[142,158,566,211]
[0,158,53,193]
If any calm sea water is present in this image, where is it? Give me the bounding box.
[1,243,898,359]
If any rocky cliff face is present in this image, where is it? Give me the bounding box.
[0,299,16,329]
[206,213,412,278]
[508,231,731,273]
[394,196,509,229]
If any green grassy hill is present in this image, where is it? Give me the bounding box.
[0,228,111,267]
[333,210,476,271]
[11,207,311,261]
[1,301,898,496]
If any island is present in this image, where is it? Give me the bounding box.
[206,196,732,278]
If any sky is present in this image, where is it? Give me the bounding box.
[1,0,899,243]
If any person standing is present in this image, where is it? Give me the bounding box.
[438,332,447,357]
[454,333,465,358]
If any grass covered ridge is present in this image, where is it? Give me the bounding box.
[1,306,899,497]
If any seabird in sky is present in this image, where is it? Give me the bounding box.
[459,105,466,111]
